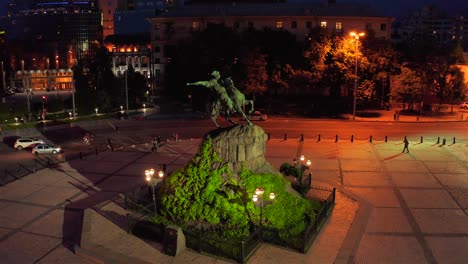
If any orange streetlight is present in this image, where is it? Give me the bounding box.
[349,32,365,121]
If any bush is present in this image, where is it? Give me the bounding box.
[159,139,320,241]
[279,163,298,178]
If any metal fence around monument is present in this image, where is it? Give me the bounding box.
[123,186,335,263]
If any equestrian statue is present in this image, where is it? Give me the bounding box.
[187,71,254,128]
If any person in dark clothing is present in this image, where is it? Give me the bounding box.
[402,138,410,153]
[107,138,114,151]
[152,137,158,152]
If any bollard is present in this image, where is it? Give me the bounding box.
[284,133,287,140]
[335,135,338,143]
[461,114,464,120]
[385,136,388,142]
[300,134,304,141]
[453,137,456,144]
[317,134,321,142]
[308,173,312,186]
[369,136,373,143]
[420,136,423,144]
[437,137,440,144]
[267,133,271,141]
[351,135,354,143]
[442,138,446,145]
[79,152,83,160]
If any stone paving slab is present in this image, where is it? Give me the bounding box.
[355,235,427,264]
[390,172,442,188]
[0,203,49,229]
[400,189,461,209]
[343,171,391,187]
[427,237,468,264]
[346,187,400,207]
[365,208,412,233]
[0,231,62,261]
[411,209,468,233]
[434,173,468,189]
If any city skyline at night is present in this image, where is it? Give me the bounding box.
[1,0,468,18]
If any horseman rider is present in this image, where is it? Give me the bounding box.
[188,71,233,111]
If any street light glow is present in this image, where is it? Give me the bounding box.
[255,188,265,196]
[269,192,275,200]
[350,31,365,121]
[252,194,258,202]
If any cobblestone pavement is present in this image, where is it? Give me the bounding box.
[1,125,467,263]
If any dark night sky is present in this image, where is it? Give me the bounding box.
[0,0,467,18]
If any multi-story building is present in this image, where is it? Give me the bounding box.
[149,1,394,90]
[4,0,102,91]
[104,34,152,78]
[392,5,468,49]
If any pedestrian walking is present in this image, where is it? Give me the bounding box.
[402,138,410,153]
[152,137,158,152]
[175,133,179,142]
[107,137,114,151]
[115,126,119,133]
[156,136,161,146]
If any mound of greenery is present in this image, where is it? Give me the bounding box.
[158,138,319,240]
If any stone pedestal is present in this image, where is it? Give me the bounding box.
[206,125,277,176]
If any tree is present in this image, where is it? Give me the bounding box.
[445,66,467,112]
[239,49,269,99]
[391,67,427,110]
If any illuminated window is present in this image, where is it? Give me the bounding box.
[306,21,312,28]
[192,21,200,29]
[276,21,283,28]
[291,21,297,29]
[336,22,342,30]
[320,21,327,28]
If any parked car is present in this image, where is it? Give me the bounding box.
[32,144,62,155]
[460,102,468,109]
[246,111,268,121]
[14,137,45,150]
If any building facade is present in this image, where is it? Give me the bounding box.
[149,2,394,90]
[4,0,102,91]
[392,5,468,49]
[103,34,152,78]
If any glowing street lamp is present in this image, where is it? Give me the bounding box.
[145,168,164,217]
[349,32,365,121]
[95,108,98,115]
[252,188,275,239]
[294,155,311,186]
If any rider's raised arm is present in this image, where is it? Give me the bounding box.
[187,80,211,86]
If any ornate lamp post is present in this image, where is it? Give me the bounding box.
[294,155,311,186]
[252,188,275,239]
[350,31,365,121]
[145,168,164,217]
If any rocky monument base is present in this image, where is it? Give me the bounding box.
[205,124,278,177]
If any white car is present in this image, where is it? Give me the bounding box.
[460,102,468,109]
[246,111,268,121]
[32,144,62,155]
[14,137,45,150]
